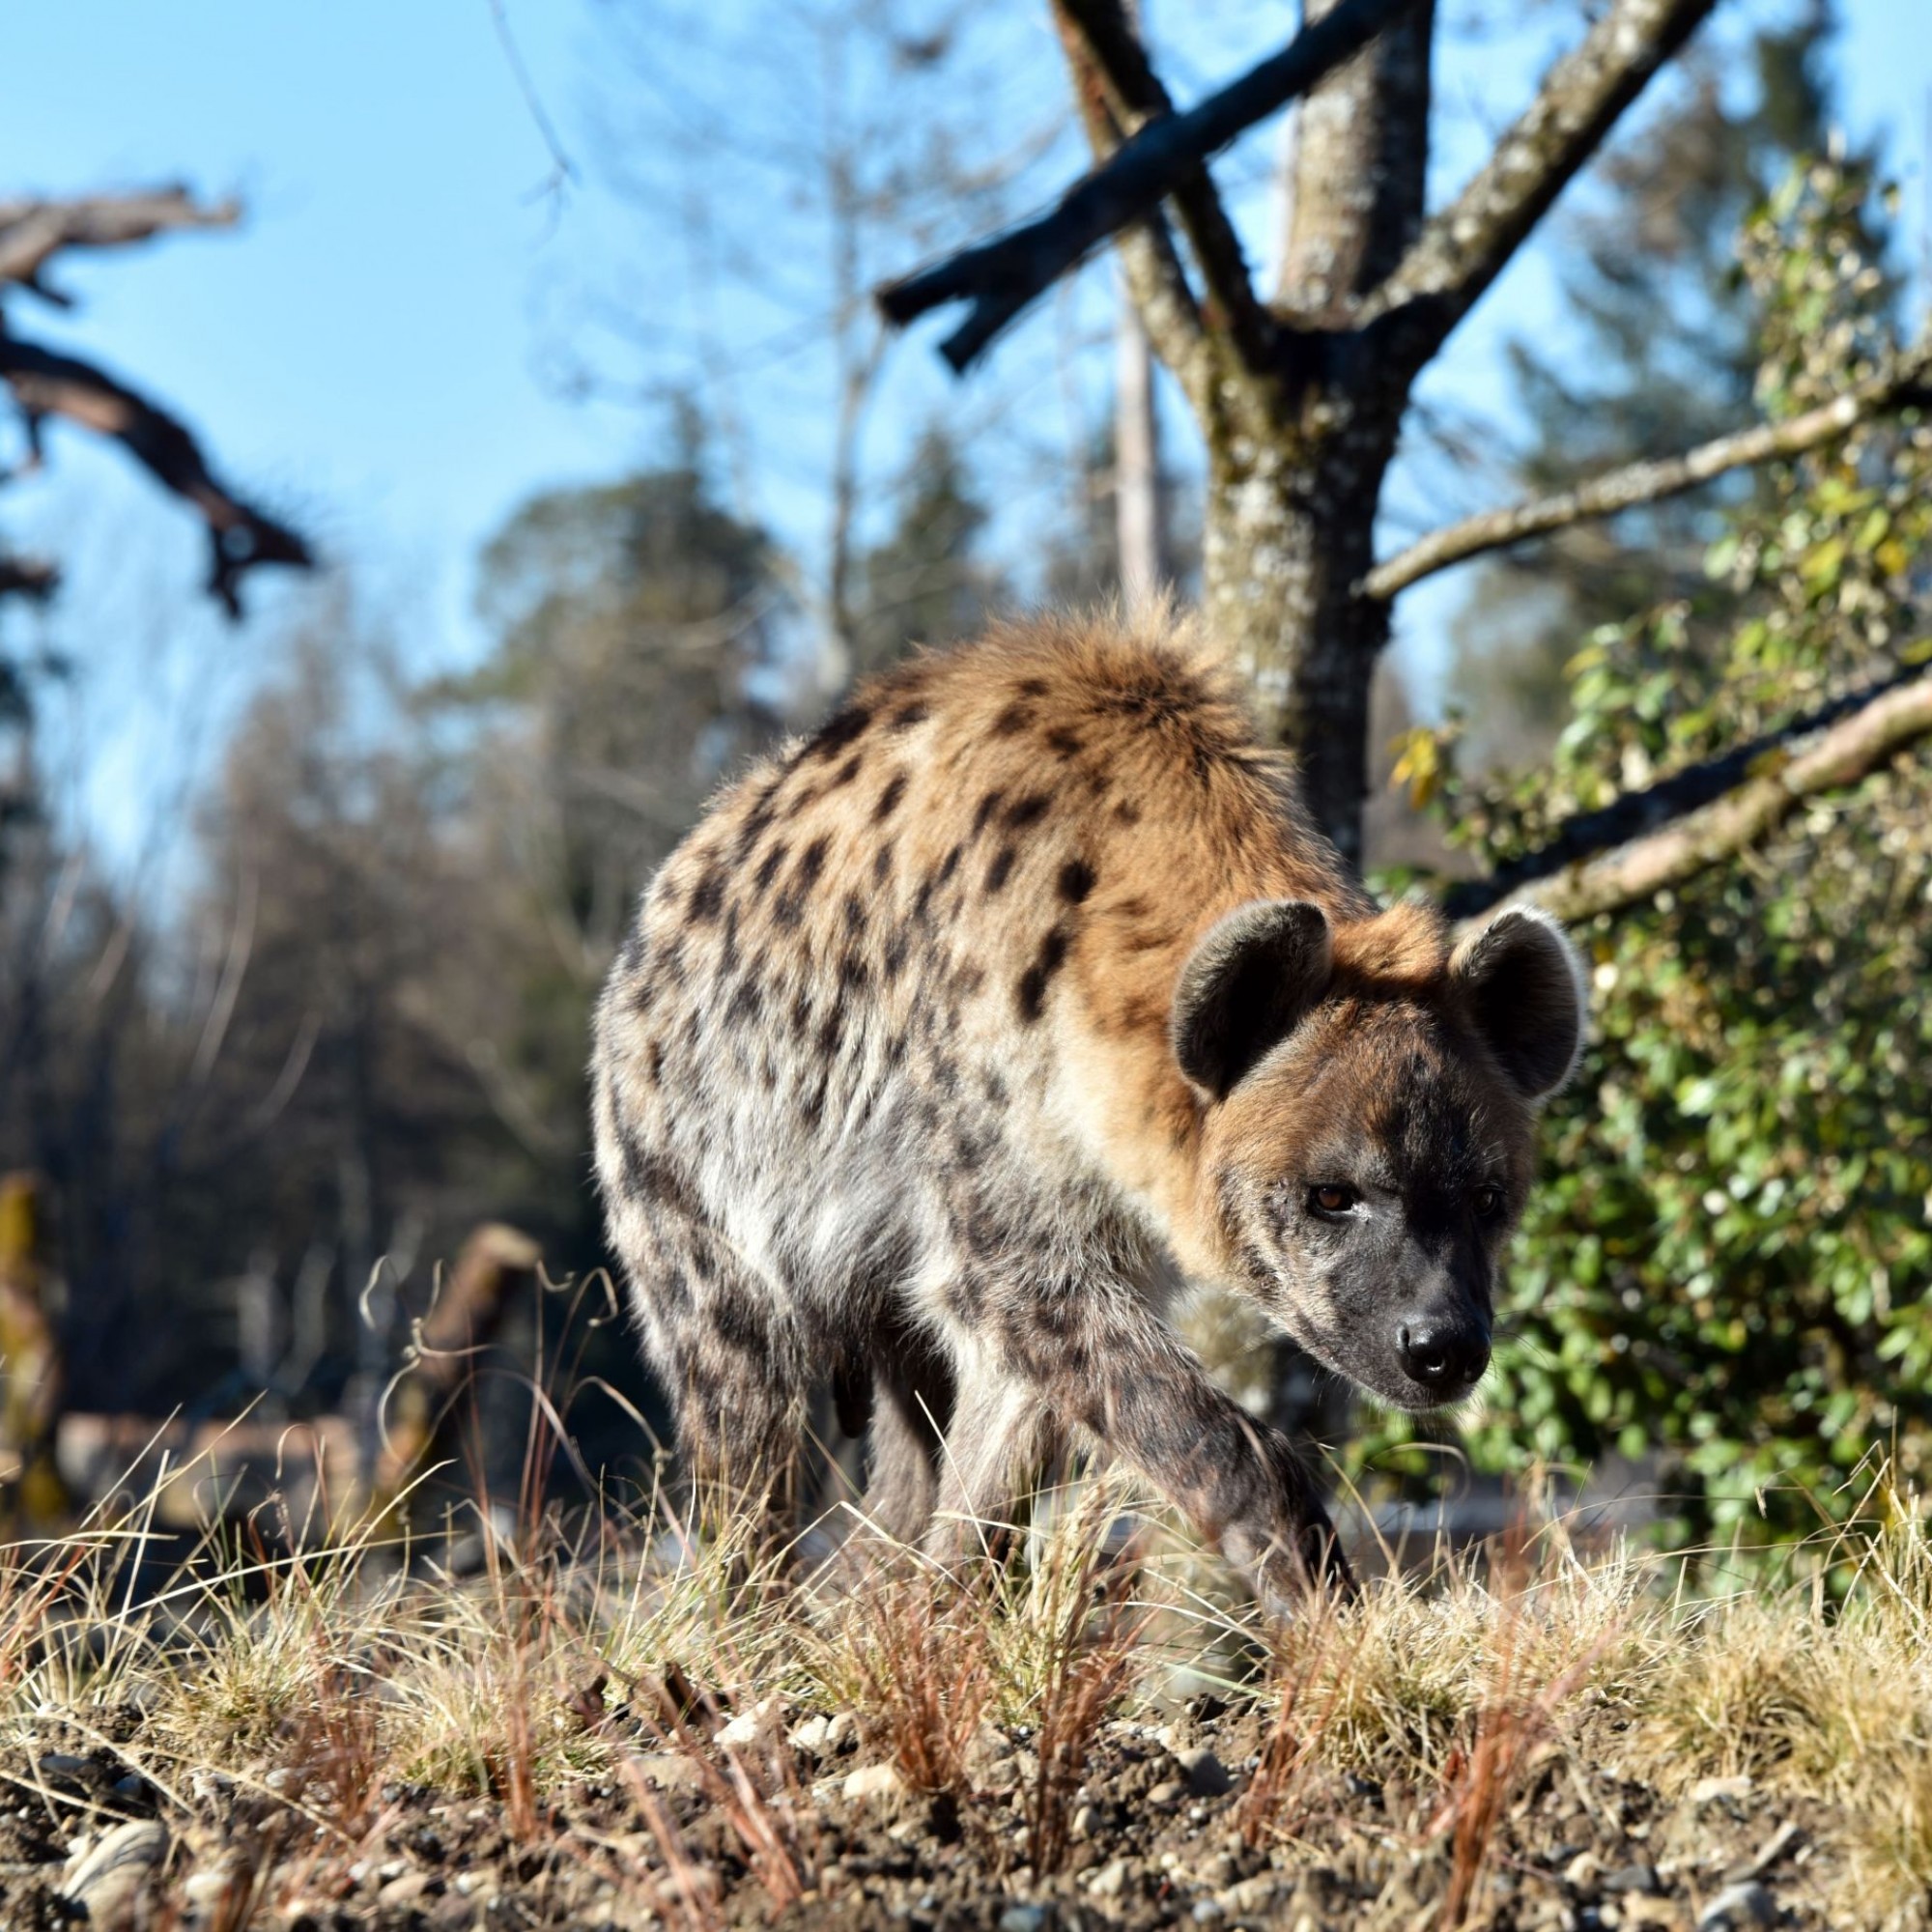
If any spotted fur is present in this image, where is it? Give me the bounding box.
[591,609,1584,1602]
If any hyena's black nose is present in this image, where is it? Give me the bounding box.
[1397,1318,1490,1399]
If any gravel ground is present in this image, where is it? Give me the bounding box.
[0,1696,1844,1931]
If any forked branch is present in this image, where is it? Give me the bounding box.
[875,0,1420,370]
[1367,337,1932,600]
[1447,661,1932,926]
[1363,0,1717,358]
[0,334,312,616]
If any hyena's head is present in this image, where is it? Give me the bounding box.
[1175,899,1586,1411]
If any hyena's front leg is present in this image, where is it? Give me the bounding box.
[923,1370,1063,1567]
[997,1279,1352,1605]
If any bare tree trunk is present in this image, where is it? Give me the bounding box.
[1115,299,1167,611]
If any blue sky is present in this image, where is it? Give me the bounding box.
[1,1,1926,874]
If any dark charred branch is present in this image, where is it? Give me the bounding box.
[1361,0,1718,365]
[0,554,57,602]
[0,186,240,304]
[0,332,313,617]
[875,0,1423,371]
[1051,0,1276,375]
[1367,339,1932,600]
[1446,661,1932,926]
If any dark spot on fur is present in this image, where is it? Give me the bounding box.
[883,929,910,979]
[791,992,812,1038]
[937,844,961,887]
[1018,677,1049,697]
[754,841,789,895]
[955,963,984,997]
[1007,792,1051,831]
[1046,728,1083,758]
[816,1010,843,1060]
[992,701,1033,736]
[1114,799,1142,825]
[1015,925,1071,1024]
[647,1042,666,1087]
[873,840,895,885]
[972,789,1006,836]
[1058,858,1095,904]
[985,846,1016,894]
[617,925,648,975]
[875,772,908,821]
[890,701,930,731]
[775,836,831,927]
[689,867,727,923]
[801,1076,827,1130]
[809,704,871,760]
[981,1069,1007,1107]
[843,893,867,936]
[720,907,741,973]
[725,976,762,1025]
[781,783,820,821]
[839,952,869,993]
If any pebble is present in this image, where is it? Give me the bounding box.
[1605,1861,1662,1893]
[1178,1747,1233,1798]
[1217,1875,1280,1915]
[630,1751,704,1794]
[38,1752,93,1779]
[715,1694,783,1749]
[1070,1803,1099,1839]
[1087,1859,1130,1898]
[57,1820,169,1932]
[1563,1851,1603,1889]
[1689,1775,1753,1806]
[1696,1881,1776,1930]
[1191,1901,1225,1923]
[379,1872,435,1909]
[997,1906,1049,1932]
[789,1714,833,1755]
[1148,1778,1188,1807]
[842,1762,906,1803]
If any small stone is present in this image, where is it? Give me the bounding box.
[1198,1854,1238,1889]
[715,1694,783,1749]
[1071,1803,1099,1840]
[1149,1778,1187,1808]
[1605,1863,1661,1894]
[1563,1851,1603,1889]
[58,1820,168,1932]
[1087,1860,1130,1898]
[1178,1747,1233,1798]
[1622,1898,1688,1930]
[1689,1776,1752,1807]
[789,1714,833,1756]
[38,1752,93,1779]
[998,1906,1049,1932]
[379,1872,435,1909]
[1697,1882,1776,1931]
[842,1762,905,1803]
[1219,1874,1280,1916]
[262,1768,299,1795]
[825,1712,858,1750]
[1192,1900,1226,1923]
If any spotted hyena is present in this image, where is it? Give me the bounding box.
[591,611,1584,1601]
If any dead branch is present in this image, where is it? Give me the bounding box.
[1368,339,1932,600]
[1050,0,1274,375]
[0,186,240,304]
[1446,661,1932,927]
[875,0,1421,371]
[0,332,313,616]
[1361,0,1717,358]
[0,555,57,602]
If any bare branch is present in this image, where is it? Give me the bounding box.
[0,554,57,602]
[874,0,1422,372]
[1051,0,1275,374]
[0,332,313,617]
[1367,338,1932,600]
[0,186,240,302]
[1446,662,1932,927]
[1363,0,1717,359]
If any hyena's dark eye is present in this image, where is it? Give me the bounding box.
[1308,1184,1356,1218]
[1472,1184,1505,1220]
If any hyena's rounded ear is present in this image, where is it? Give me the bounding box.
[1449,904,1587,1101]
[1172,900,1332,1101]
